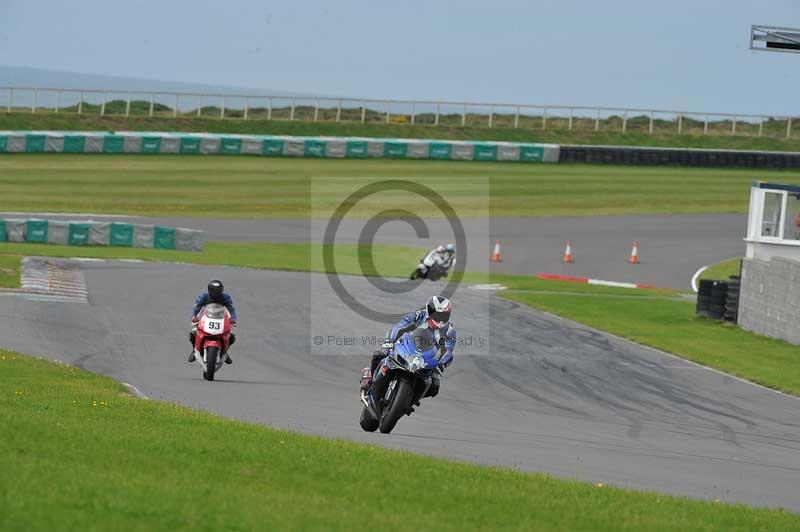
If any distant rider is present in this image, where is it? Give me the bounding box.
[188,279,237,364]
[418,244,456,277]
[360,295,455,399]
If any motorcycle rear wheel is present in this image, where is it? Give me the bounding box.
[379,378,414,434]
[204,346,219,381]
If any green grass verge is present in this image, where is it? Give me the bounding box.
[2,350,797,531]
[699,258,743,281]
[0,254,21,288]
[0,241,681,298]
[5,112,800,152]
[502,291,800,395]
[2,154,800,218]
[464,272,681,297]
[0,241,425,279]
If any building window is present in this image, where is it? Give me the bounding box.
[761,191,784,239]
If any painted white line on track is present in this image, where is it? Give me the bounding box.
[587,279,638,289]
[122,383,148,399]
[471,284,508,291]
[690,265,709,293]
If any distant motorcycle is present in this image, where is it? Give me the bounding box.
[410,263,448,281]
[192,303,234,381]
[360,328,442,434]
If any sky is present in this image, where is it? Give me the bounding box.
[0,0,798,115]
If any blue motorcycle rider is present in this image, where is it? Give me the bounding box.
[360,295,455,399]
[187,279,238,364]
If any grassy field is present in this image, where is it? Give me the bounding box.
[0,254,21,288]
[699,257,742,281]
[0,241,425,279]
[4,112,800,152]
[0,241,680,298]
[502,291,800,396]
[2,350,797,531]
[2,154,800,218]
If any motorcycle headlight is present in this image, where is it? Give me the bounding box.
[408,355,426,373]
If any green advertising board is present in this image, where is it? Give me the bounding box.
[63,135,86,153]
[68,223,90,246]
[26,220,48,243]
[109,223,134,247]
[220,137,242,154]
[103,135,125,154]
[263,139,284,156]
[25,134,46,153]
[141,136,162,154]
[180,137,202,154]
[429,143,453,160]
[384,142,408,158]
[304,140,326,157]
[346,141,368,158]
[154,226,176,249]
[473,143,498,161]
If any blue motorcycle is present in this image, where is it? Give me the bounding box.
[360,328,442,434]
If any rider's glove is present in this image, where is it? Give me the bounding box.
[381,340,394,351]
[231,319,238,328]
[191,317,199,324]
[437,364,446,373]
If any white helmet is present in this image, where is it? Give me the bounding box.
[426,295,452,330]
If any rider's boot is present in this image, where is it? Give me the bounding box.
[224,352,233,364]
[188,330,197,362]
[359,367,373,392]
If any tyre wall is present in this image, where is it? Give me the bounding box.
[0,131,560,163]
[559,144,800,168]
[0,218,204,251]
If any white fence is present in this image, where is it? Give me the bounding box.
[0,86,796,138]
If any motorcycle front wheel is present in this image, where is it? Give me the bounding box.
[359,405,379,432]
[203,346,219,381]
[379,377,414,434]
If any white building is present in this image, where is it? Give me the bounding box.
[745,181,800,262]
[740,181,800,345]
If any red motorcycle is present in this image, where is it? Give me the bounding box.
[192,303,234,381]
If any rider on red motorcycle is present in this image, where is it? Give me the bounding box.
[188,280,237,364]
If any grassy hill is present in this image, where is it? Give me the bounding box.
[3,111,800,152]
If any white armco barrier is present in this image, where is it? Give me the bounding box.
[0,131,560,163]
[0,218,204,252]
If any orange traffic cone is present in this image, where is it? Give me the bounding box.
[563,241,574,263]
[628,241,640,264]
[490,240,503,263]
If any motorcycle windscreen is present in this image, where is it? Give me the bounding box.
[409,328,442,366]
[203,303,226,319]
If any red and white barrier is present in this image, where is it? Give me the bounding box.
[537,273,661,290]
